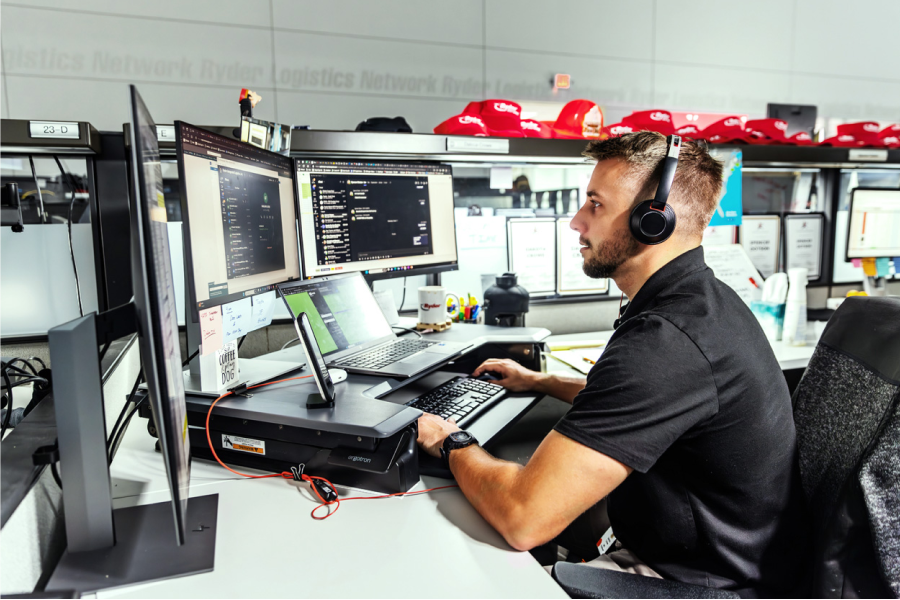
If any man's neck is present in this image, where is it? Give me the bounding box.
[613,241,699,300]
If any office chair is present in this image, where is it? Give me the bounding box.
[552,296,900,599]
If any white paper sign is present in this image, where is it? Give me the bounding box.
[200,339,239,393]
[556,219,608,295]
[442,215,509,299]
[156,125,176,142]
[740,215,781,278]
[222,297,253,342]
[29,121,80,139]
[250,291,277,330]
[784,214,823,280]
[489,166,513,190]
[703,244,764,305]
[702,225,736,246]
[508,218,556,295]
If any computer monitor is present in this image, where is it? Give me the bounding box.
[846,188,900,260]
[295,158,458,280]
[128,85,191,544]
[175,122,301,316]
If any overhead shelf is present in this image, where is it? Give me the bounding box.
[1,119,102,155]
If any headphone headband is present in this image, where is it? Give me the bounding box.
[628,134,681,245]
[650,135,681,211]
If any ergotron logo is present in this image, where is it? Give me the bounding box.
[649,111,670,122]
[348,456,372,463]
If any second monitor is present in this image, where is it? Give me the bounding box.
[296,159,458,280]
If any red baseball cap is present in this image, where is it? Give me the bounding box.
[462,101,483,115]
[479,99,524,137]
[788,131,814,145]
[744,119,789,144]
[599,122,638,139]
[675,124,701,137]
[520,119,554,138]
[880,124,900,148]
[552,99,604,139]
[700,116,748,144]
[837,122,881,146]
[621,110,675,135]
[434,114,489,136]
[818,133,862,147]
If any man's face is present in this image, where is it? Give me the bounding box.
[570,159,641,279]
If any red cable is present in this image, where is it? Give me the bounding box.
[204,374,459,519]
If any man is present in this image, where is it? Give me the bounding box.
[417,132,807,597]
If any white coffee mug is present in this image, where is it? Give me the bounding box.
[418,286,453,325]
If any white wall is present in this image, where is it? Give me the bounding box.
[2,0,899,132]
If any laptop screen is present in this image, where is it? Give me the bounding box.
[277,273,393,358]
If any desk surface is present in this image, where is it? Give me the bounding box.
[99,325,567,599]
[546,326,819,372]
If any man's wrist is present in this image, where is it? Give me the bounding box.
[531,372,553,395]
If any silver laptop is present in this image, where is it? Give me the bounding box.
[276,272,467,378]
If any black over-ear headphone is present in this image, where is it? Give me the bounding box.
[629,134,681,245]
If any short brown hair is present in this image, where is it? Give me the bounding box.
[583,132,723,239]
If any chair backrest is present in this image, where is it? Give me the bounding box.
[792,296,900,598]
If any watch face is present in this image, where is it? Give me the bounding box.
[450,431,472,443]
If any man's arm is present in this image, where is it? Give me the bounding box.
[418,414,631,551]
[472,358,586,404]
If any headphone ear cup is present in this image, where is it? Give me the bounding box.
[629,201,677,245]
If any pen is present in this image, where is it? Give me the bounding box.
[583,357,596,365]
[748,277,759,289]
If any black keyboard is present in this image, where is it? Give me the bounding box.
[337,339,436,370]
[406,376,506,427]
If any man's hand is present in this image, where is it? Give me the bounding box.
[472,358,541,392]
[416,413,461,458]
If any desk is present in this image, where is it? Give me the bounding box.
[99,324,567,599]
[545,328,819,372]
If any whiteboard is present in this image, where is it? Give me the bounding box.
[507,218,557,295]
[556,218,609,295]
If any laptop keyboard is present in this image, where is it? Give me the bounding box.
[336,339,437,370]
[405,376,506,428]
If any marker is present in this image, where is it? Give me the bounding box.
[748,277,759,289]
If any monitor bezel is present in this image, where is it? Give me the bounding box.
[292,157,459,282]
[845,187,900,261]
[128,85,190,545]
[175,120,301,322]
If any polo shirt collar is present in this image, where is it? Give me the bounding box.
[614,246,707,329]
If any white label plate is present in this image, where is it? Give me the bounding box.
[156,125,176,142]
[446,137,509,154]
[848,149,888,162]
[29,121,80,139]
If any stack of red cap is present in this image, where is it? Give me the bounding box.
[621,110,675,135]
[435,99,525,137]
[789,131,815,145]
[599,122,639,139]
[699,116,748,144]
[434,113,489,136]
[744,119,789,144]
[675,124,701,137]
[520,119,554,138]
[549,99,604,139]
[819,122,876,147]
[880,124,900,148]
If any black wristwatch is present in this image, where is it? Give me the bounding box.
[440,430,479,470]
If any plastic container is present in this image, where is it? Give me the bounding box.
[783,268,808,346]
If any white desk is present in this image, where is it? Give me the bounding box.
[546,327,819,373]
[97,345,567,599]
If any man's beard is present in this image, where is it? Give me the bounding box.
[581,228,640,279]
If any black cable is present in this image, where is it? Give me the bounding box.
[238,335,247,350]
[1,366,12,438]
[99,340,112,362]
[50,462,63,489]
[29,357,47,370]
[6,358,38,376]
[108,397,147,464]
[27,155,46,223]
[54,155,83,317]
[107,370,143,454]
[399,276,408,312]
[392,326,423,339]
[182,348,199,368]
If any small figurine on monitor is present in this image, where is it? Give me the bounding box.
[233,89,262,137]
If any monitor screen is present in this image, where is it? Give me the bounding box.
[277,273,393,359]
[847,188,900,259]
[295,159,458,279]
[176,122,300,312]
[128,85,191,544]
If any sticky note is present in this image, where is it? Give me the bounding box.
[851,258,862,268]
[199,306,223,356]
[250,291,277,330]
[861,257,877,277]
[875,257,890,278]
[222,297,252,342]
